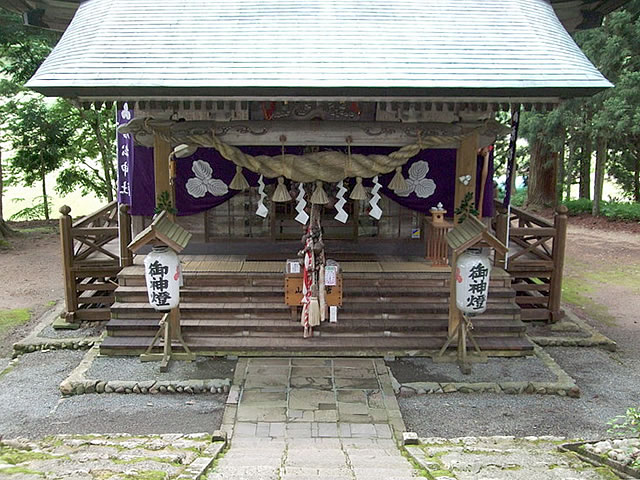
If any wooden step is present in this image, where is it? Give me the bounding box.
[99,334,535,356]
[106,316,526,336]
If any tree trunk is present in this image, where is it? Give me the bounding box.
[0,148,13,239]
[40,151,49,220]
[592,137,607,216]
[634,154,640,203]
[525,139,557,209]
[564,140,578,202]
[579,138,592,199]
[557,129,566,205]
[93,111,114,202]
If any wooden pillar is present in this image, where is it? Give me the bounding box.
[153,128,173,216]
[494,205,508,269]
[448,252,460,336]
[118,204,133,267]
[454,132,479,223]
[549,205,568,323]
[59,205,78,322]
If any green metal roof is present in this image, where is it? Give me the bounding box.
[22,0,615,100]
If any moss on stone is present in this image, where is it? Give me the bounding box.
[0,447,60,465]
[119,470,169,480]
[0,465,45,476]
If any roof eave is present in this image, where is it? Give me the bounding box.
[26,84,613,102]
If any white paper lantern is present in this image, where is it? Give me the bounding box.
[144,246,181,311]
[456,249,491,315]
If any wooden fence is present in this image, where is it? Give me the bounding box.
[59,201,132,323]
[493,201,568,322]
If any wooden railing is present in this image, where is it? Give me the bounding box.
[59,201,132,323]
[493,201,568,322]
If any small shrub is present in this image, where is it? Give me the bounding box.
[608,407,640,438]
[9,196,51,221]
[563,198,593,216]
[600,202,640,222]
[511,188,527,207]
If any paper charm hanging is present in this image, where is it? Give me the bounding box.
[396,160,436,199]
[294,183,309,225]
[334,180,349,224]
[256,175,269,218]
[186,160,229,198]
[369,176,383,220]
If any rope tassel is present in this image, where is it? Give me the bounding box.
[349,177,368,201]
[229,165,249,191]
[310,181,329,205]
[272,176,292,202]
[388,166,408,192]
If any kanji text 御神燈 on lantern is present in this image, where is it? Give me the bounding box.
[455,248,491,315]
[144,246,181,311]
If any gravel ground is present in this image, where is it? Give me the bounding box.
[388,355,557,384]
[0,350,226,439]
[399,323,640,440]
[86,355,236,382]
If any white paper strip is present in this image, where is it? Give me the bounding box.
[256,175,268,218]
[369,175,382,220]
[294,182,309,224]
[334,180,349,224]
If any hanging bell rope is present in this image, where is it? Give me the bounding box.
[310,180,329,205]
[229,165,250,191]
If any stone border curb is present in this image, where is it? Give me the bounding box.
[178,432,228,480]
[391,345,580,398]
[530,310,617,351]
[59,346,232,396]
[560,440,640,479]
[12,308,102,358]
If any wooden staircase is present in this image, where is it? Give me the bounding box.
[100,265,533,356]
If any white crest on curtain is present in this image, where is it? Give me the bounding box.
[186,160,229,198]
[396,160,436,199]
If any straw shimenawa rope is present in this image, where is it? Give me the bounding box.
[183,131,450,183]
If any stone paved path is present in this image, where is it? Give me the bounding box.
[208,357,420,479]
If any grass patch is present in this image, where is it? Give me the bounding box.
[0,309,31,336]
[561,278,616,326]
[0,446,61,465]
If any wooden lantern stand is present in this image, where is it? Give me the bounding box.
[140,308,194,372]
[438,215,508,374]
[128,211,195,371]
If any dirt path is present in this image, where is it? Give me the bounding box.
[0,225,63,355]
[563,222,640,349]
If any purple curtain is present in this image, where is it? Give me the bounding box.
[128,145,494,218]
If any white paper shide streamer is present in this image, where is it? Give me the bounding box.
[294,182,309,225]
[334,180,349,224]
[369,176,382,220]
[256,175,268,218]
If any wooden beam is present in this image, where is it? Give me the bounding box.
[454,131,479,223]
[153,128,172,214]
[123,119,506,149]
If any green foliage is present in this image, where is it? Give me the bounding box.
[608,407,640,438]
[563,198,640,222]
[9,196,52,221]
[563,198,593,215]
[511,188,527,207]
[454,192,479,223]
[154,191,177,215]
